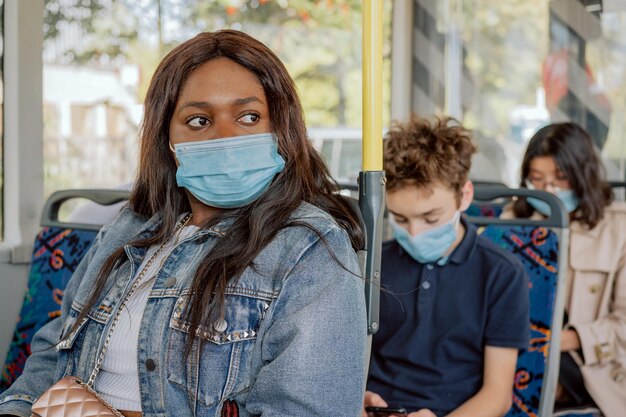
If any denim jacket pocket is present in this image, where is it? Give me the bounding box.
[54,303,92,380]
[57,303,90,351]
[167,289,272,408]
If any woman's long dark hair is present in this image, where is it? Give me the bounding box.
[513,122,612,229]
[67,30,364,354]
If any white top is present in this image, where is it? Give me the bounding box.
[95,224,198,411]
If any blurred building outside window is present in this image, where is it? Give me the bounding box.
[42,0,392,201]
[411,0,626,186]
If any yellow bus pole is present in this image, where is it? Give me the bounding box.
[362,0,383,172]
[360,0,385,336]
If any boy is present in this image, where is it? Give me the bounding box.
[364,116,529,417]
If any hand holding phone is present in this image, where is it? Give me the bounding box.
[365,406,408,417]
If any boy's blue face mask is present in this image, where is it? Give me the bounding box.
[390,211,460,264]
[525,182,579,216]
[173,133,285,209]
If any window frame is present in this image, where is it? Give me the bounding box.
[0,0,4,246]
[1,0,44,263]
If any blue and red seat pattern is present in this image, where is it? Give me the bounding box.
[0,226,97,392]
[481,225,558,417]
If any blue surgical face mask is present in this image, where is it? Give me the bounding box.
[390,211,460,264]
[173,133,285,209]
[525,183,579,216]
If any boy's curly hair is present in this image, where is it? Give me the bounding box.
[384,115,476,194]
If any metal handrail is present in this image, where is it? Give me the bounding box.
[469,187,568,228]
[41,189,130,231]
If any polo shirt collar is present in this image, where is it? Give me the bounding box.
[446,215,477,265]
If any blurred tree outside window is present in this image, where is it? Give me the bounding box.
[42,0,392,196]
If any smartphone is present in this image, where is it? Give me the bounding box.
[365,406,408,417]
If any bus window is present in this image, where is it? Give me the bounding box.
[337,140,362,185]
[321,140,337,177]
[407,0,626,185]
[41,1,391,201]
[309,127,364,184]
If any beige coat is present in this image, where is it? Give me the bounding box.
[503,202,626,416]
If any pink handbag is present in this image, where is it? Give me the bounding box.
[30,376,123,417]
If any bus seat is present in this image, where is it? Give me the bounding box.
[468,186,570,417]
[465,202,506,218]
[466,181,509,218]
[0,189,129,393]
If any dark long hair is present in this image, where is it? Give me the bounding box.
[67,30,364,354]
[513,122,612,229]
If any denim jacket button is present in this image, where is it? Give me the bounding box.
[145,359,157,371]
[164,277,177,288]
[213,319,228,333]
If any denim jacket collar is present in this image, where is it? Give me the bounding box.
[132,210,234,240]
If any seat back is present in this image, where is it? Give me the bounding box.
[466,182,510,218]
[0,189,129,392]
[465,201,507,218]
[468,187,569,417]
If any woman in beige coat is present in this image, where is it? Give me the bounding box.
[503,122,626,417]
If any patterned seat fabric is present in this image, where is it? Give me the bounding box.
[466,202,505,218]
[0,226,97,392]
[481,225,559,417]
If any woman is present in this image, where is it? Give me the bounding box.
[0,30,367,417]
[504,122,626,417]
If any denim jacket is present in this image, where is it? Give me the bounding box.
[0,202,367,417]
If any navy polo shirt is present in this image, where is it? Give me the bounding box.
[367,218,529,416]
